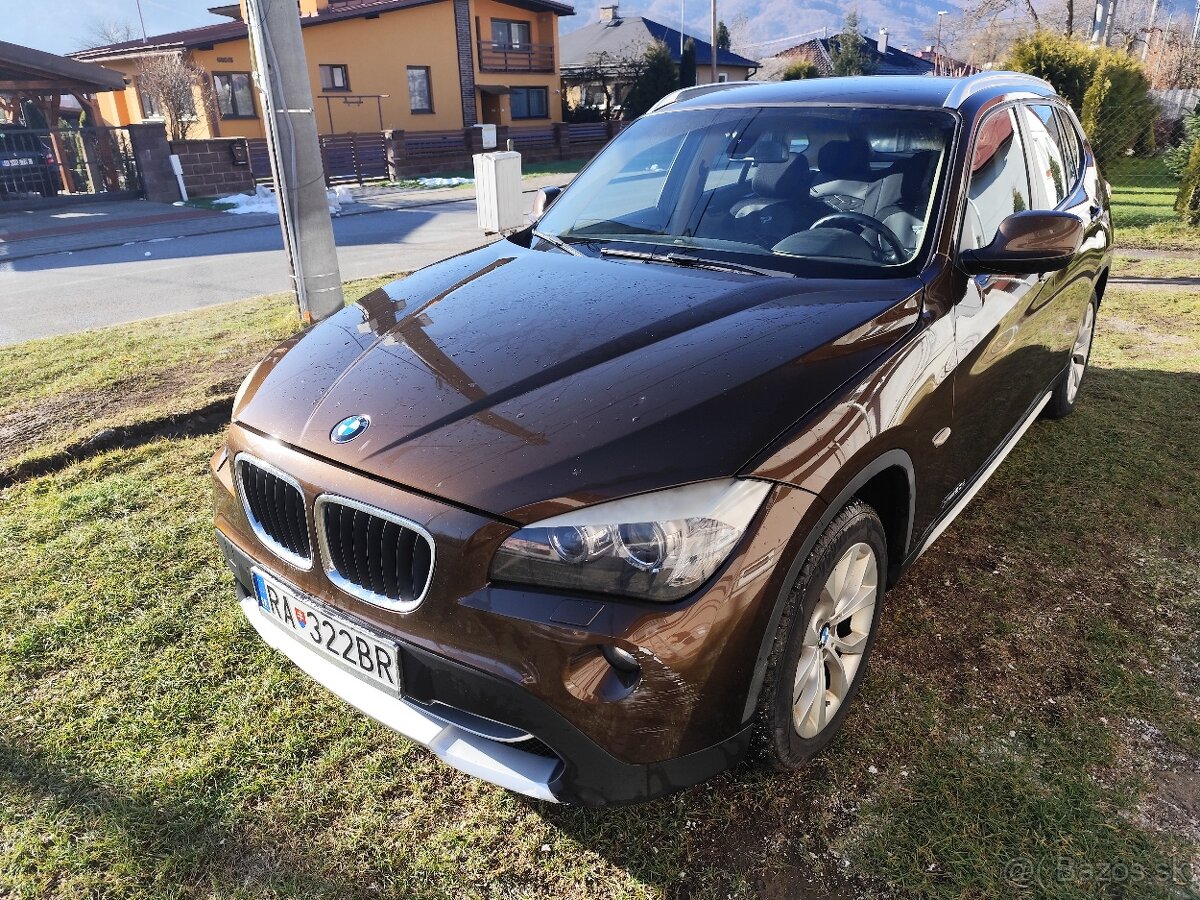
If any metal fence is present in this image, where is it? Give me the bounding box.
[1092,97,1198,229]
[0,125,139,202]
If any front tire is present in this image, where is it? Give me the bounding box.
[1045,294,1098,420]
[753,501,887,769]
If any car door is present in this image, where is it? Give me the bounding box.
[948,103,1059,494]
[1018,102,1101,363]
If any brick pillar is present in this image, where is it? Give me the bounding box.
[127,122,182,203]
[384,129,405,182]
[553,123,571,160]
[464,126,484,154]
[496,125,510,151]
[453,0,478,126]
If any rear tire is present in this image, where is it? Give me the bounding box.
[753,501,887,769]
[1045,294,1098,420]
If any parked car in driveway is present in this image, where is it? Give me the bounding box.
[213,72,1112,806]
[0,123,61,198]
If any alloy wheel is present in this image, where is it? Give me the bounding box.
[792,541,879,738]
[1067,302,1096,404]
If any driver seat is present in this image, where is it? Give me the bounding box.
[873,151,938,256]
[729,143,828,247]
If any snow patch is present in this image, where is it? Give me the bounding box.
[215,184,351,216]
[417,176,473,187]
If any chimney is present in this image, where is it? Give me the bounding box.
[599,4,620,22]
[298,0,330,16]
[877,28,888,54]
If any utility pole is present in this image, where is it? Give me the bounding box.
[1090,0,1111,45]
[1142,0,1159,60]
[935,11,947,76]
[710,0,719,83]
[244,0,344,325]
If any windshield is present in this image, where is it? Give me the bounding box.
[535,105,957,278]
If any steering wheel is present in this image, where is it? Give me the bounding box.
[810,212,907,263]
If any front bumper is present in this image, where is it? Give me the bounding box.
[221,534,752,806]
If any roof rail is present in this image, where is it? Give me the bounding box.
[942,70,1053,108]
[648,80,758,113]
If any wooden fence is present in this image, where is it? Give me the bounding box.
[246,121,625,186]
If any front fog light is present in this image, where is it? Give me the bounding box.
[490,479,772,602]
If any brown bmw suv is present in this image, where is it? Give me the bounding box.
[213,73,1112,805]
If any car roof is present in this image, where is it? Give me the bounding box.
[655,72,1056,114]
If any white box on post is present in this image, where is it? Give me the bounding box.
[474,150,523,234]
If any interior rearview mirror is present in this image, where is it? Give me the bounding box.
[959,210,1084,276]
[531,186,562,221]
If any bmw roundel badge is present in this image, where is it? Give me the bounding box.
[331,414,370,444]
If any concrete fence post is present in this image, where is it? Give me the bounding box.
[127,122,182,203]
[384,129,405,182]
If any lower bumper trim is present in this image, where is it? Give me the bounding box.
[240,593,561,803]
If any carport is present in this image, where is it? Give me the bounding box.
[0,40,134,201]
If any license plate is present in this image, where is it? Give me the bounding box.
[252,569,402,696]
[2,158,34,167]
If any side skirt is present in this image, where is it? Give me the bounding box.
[907,390,1053,565]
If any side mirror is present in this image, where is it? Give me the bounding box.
[531,186,562,221]
[960,210,1084,276]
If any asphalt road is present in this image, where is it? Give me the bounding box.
[0,199,498,346]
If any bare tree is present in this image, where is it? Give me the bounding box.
[136,54,217,140]
[564,49,649,120]
[79,18,139,50]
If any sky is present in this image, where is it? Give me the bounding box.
[1,0,228,54]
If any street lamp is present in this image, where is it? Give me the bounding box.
[935,10,948,76]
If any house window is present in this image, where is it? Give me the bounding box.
[717,72,728,82]
[407,66,433,114]
[510,86,548,119]
[137,80,162,119]
[491,19,532,49]
[319,64,350,91]
[214,72,256,118]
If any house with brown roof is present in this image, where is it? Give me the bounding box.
[72,0,575,138]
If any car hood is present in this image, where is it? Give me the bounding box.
[235,241,921,522]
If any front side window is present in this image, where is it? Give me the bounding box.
[961,107,1030,251]
[214,72,256,118]
[1021,104,1069,207]
[407,67,433,113]
[492,19,532,49]
[319,64,350,91]
[536,105,957,278]
[510,87,548,119]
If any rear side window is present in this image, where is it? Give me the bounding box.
[962,107,1031,250]
[1053,107,1084,190]
[1021,104,1070,207]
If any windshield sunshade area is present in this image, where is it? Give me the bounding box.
[534,105,957,278]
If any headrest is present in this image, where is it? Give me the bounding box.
[899,150,938,204]
[817,139,871,179]
[752,151,813,199]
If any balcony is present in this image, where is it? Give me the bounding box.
[477,42,555,73]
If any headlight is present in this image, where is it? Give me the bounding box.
[490,479,772,602]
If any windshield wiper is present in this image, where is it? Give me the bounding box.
[532,230,585,257]
[599,246,785,277]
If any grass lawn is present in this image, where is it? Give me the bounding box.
[0,275,401,481]
[1,277,1198,898]
[1105,156,1200,251]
